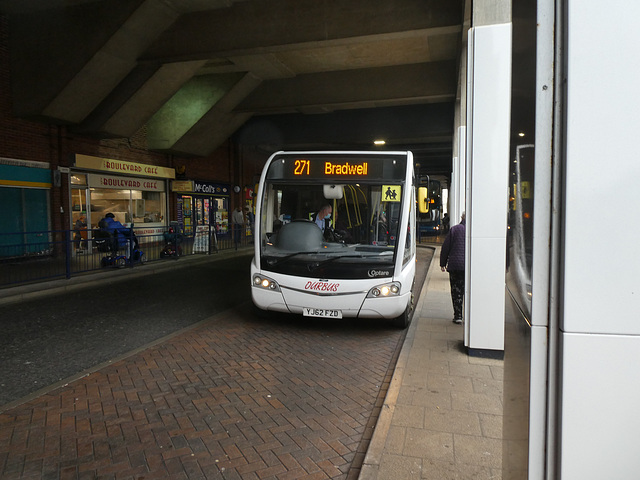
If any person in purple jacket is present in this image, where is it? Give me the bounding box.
[440,212,466,324]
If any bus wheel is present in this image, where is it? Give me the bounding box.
[392,304,412,329]
[393,291,414,329]
[252,303,274,319]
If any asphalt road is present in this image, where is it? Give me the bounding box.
[0,254,254,406]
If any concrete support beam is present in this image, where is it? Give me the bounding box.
[172,112,254,157]
[472,0,511,26]
[101,60,207,138]
[44,0,182,123]
[143,0,463,61]
[9,0,180,123]
[148,72,261,155]
[237,61,457,114]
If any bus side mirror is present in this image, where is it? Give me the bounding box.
[418,187,430,214]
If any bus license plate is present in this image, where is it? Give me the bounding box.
[303,308,342,319]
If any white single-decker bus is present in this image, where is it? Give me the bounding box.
[251,151,416,328]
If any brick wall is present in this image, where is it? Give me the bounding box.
[0,16,53,164]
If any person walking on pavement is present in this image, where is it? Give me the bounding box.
[442,212,450,234]
[232,206,244,250]
[245,206,254,235]
[440,211,466,324]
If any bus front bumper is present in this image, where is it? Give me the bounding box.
[251,284,409,319]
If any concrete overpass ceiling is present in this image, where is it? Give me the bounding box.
[234,103,455,176]
[141,0,463,61]
[0,0,464,176]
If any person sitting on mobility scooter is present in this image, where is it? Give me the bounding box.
[160,226,182,258]
[98,213,146,267]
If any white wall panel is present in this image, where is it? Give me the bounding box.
[559,333,640,478]
[455,125,466,224]
[467,237,506,350]
[563,0,640,335]
[528,325,547,479]
[465,23,511,351]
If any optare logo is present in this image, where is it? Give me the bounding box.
[368,269,390,278]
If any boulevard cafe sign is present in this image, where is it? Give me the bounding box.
[87,173,165,192]
[75,154,175,179]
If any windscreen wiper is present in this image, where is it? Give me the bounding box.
[308,254,392,271]
[264,251,323,266]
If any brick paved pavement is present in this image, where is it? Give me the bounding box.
[0,246,433,480]
[0,305,408,480]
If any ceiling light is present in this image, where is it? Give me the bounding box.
[518,132,525,137]
[374,139,386,145]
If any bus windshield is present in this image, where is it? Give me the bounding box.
[257,153,409,280]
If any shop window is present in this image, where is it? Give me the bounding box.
[0,187,50,257]
[179,195,193,235]
[136,191,164,223]
[71,187,89,247]
[89,188,165,228]
[213,197,229,234]
[71,174,87,186]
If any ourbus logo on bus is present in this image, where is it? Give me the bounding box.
[368,269,390,278]
[304,281,339,292]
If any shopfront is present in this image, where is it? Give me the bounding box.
[172,180,230,237]
[0,158,52,257]
[71,154,174,244]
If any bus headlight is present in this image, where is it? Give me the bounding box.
[252,274,281,292]
[367,282,401,298]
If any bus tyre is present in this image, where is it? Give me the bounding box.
[252,303,273,319]
[393,304,412,329]
[393,290,414,329]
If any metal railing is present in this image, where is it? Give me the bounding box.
[0,227,253,289]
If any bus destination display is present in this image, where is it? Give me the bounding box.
[270,155,406,181]
[294,159,368,176]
